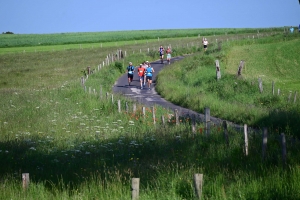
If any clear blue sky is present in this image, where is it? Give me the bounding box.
[1,0,299,34]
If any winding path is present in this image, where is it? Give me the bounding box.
[113,57,242,130]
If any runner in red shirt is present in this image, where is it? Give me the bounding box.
[137,64,146,89]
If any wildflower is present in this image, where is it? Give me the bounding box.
[199,128,203,134]
[29,147,36,151]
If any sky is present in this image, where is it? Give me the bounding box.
[1,0,299,34]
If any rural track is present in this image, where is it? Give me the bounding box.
[113,57,244,131]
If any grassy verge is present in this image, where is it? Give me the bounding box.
[156,33,300,135]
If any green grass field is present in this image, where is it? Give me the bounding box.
[1,28,300,199]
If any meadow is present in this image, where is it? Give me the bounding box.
[1,28,300,199]
[0,27,283,48]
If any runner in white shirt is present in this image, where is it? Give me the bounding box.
[203,38,209,52]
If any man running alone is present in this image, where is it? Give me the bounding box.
[202,38,209,52]
[126,62,135,86]
[137,64,146,89]
[145,62,155,90]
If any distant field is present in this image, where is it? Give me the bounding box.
[0,27,283,48]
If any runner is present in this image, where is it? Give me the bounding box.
[202,38,209,52]
[142,61,148,87]
[145,62,155,90]
[137,64,146,89]
[158,45,165,63]
[166,46,172,64]
[126,62,135,86]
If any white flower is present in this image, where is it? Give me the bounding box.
[29,147,36,151]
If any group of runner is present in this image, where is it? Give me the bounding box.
[126,40,209,89]
[159,45,172,64]
[126,45,172,90]
[126,60,155,90]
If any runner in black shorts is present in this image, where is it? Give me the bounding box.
[126,62,135,86]
[159,45,165,63]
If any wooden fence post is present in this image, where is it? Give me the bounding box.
[133,103,136,114]
[175,109,179,125]
[126,102,129,113]
[142,107,146,119]
[205,107,210,136]
[81,77,85,86]
[152,106,156,125]
[215,60,221,80]
[111,94,114,103]
[272,81,275,95]
[161,115,165,125]
[22,173,30,190]
[258,78,263,93]
[244,124,248,156]
[223,121,229,146]
[118,100,121,113]
[192,114,196,134]
[294,91,297,103]
[131,178,140,200]
[237,60,245,76]
[281,133,287,167]
[262,127,268,161]
[87,66,91,75]
[193,174,203,200]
